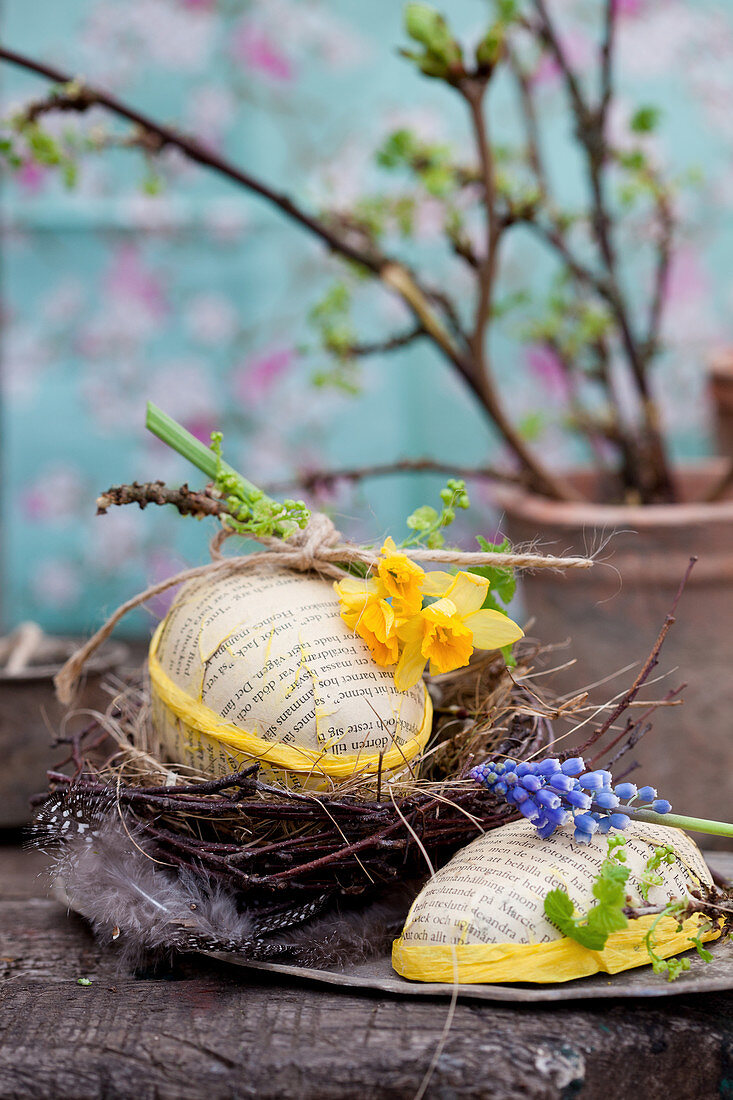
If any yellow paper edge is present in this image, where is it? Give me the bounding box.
[148,621,432,778]
[392,914,720,984]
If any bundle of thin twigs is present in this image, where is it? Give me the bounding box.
[35,623,672,917]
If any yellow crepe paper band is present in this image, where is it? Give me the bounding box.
[392,914,720,985]
[148,622,432,780]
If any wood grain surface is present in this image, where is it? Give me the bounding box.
[2,844,733,1100]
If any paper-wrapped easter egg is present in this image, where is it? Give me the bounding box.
[149,568,431,788]
[392,818,718,983]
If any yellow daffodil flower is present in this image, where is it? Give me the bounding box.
[335,576,400,667]
[394,571,524,691]
[377,537,426,616]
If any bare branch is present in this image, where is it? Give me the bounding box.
[505,47,549,196]
[599,0,617,126]
[347,324,424,357]
[528,1,675,501]
[0,49,472,378]
[463,80,502,349]
[446,225,480,269]
[643,182,675,365]
[264,458,525,495]
[0,46,580,505]
[97,481,234,521]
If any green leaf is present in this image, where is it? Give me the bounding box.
[518,411,545,442]
[544,888,575,929]
[586,901,628,939]
[27,125,62,166]
[630,105,661,133]
[689,930,713,964]
[421,163,453,196]
[474,536,517,605]
[618,149,646,171]
[407,504,439,531]
[543,839,630,953]
[376,128,416,168]
[544,886,621,952]
[592,861,629,907]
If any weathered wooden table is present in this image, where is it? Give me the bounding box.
[2,842,733,1100]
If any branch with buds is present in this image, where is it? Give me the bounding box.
[0,0,684,504]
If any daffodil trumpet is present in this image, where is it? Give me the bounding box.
[334,541,524,691]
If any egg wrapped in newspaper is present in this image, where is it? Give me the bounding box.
[392,818,718,983]
[149,569,430,789]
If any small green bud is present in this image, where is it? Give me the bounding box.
[476,23,505,69]
[414,53,450,79]
[61,158,78,189]
[442,507,455,524]
[403,3,463,74]
[496,0,518,19]
[440,488,452,504]
[142,173,163,196]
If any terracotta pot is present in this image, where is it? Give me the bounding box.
[708,348,733,459]
[493,463,733,843]
[0,638,129,827]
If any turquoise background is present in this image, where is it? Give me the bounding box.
[2,0,732,635]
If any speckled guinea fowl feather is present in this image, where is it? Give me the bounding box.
[31,790,415,971]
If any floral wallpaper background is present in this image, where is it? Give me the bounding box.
[2,0,733,635]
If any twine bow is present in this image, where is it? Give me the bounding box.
[55,511,594,705]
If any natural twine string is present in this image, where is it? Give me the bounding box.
[55,512,593,705]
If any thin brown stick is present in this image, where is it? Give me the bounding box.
[644,186,674,364]
[576,556,697,754]
[588,683,686,768]
[264,458,524,494]
[530,0,675,502]
[456,79,580,503]
[599,0,616,126]
[347,324,425,357]
[96,482,235,520]
[506,46,548,195]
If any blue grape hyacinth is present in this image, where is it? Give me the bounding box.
[470,755,671,843]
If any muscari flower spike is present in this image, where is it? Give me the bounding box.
[469,755,671,843]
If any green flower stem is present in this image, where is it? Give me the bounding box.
[146,402,253,492]
[145,402,309,539]
[626,808,733,839]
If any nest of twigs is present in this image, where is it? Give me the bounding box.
[36,646,583,909]
[29,617,684,967]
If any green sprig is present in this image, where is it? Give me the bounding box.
[639,844,676,903]
[544,835,718,982]
[145,403,309,539]
[403,477,470,548]
[544,836,630,951]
